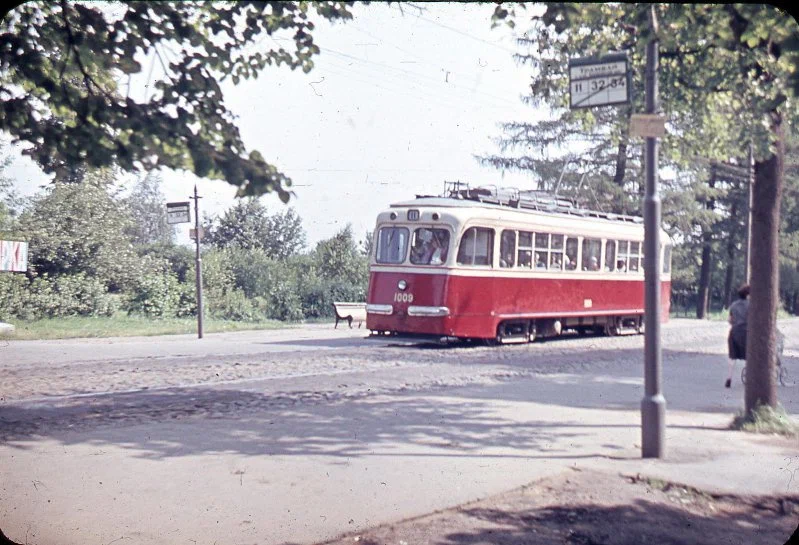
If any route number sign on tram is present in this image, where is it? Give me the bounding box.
[568,54,631,109]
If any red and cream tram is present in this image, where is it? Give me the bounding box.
[365,184,672,343]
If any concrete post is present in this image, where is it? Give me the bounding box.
[641,5,666,459]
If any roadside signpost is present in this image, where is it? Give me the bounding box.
[166,201,191,225]
[638,7,666,460]
[568,53,631,109]
[568,32,665,459]
[189,187,204,339]
[166,196,203,339]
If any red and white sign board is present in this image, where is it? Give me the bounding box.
[0,240,28,272]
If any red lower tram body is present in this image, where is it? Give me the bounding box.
[367,269,671,341]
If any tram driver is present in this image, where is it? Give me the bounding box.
[413,229,448,265]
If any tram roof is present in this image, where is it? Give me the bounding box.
[388,196,645,226]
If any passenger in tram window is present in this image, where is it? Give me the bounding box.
[565,238,578,270]
[535,252,547,269]
[518,250,532,268]
[550,253,563,270]
[500,230,516,268]
[589,256,599,271]
[429,231,448,265]
[616,259,627,272]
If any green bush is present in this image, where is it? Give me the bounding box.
[6,273,118,319]
[137,242,195,283]
[266,279,304,321]
[124,272,183,317]
[227,247,279,299]
[0,273,31,321]
[206,286,262,321]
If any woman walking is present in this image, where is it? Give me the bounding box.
[726,284,750,388]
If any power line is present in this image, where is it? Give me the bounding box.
[321,47,522,108]
[395,5,519,56]
[314,58,521,112]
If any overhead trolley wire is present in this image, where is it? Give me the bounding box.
[320,47,523,109]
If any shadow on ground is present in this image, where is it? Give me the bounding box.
[317,470,799,545]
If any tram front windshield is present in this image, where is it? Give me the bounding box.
[375,226,409,264]
[410,228,450,266]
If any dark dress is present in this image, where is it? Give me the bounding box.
[728,323,747,360]
[727,298,749,360]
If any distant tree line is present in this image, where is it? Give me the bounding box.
[483,3,799,319]
[0,162,369,323]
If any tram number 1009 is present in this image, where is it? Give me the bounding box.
[393,292,414,303]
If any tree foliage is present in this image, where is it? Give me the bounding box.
[123,171,174,245]
[313,224,368,285]
[0,1,356,200]
[490,3,799,411]
[18,169,141,290]
[203,198,306,259]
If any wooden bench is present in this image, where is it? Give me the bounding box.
[332,302,367,329]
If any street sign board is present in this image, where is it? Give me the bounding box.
[189,227,204,241]
[0,240,28,272]
[167,201,191,224]
[569,53,631,109]
[630,113,667,138]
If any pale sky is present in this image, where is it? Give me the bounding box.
[7,2,547,248]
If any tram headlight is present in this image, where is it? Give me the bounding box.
[398,280,407,291]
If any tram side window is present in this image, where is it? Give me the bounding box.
[410,227,450,266]
[550,234,565,269]
[629,241,641,272]
[565,237,578,270]
[500,230,516,268]
[517,231,533,268]
[534,233,549,269]
[616,241,629,272]
[581,238,602,271]
[605,240,616,272]
[376,227,409,264]
[457,227,494,266]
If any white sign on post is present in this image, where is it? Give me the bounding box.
[569,54,631,109]
[0,240,28,272]
[167,202,191,224]
[629,113,667,138]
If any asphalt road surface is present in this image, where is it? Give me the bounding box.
[1,318,797,544]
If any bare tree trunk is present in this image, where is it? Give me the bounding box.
[696,173,716,319]
[745,111,783,413]
[613,108,632,188]
[613,138,628,186]
[723,201,737,309]
[794,260,799,315]
[697,242,712,318]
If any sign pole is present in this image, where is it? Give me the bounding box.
[191,185,204,339]
[641,5,665,458]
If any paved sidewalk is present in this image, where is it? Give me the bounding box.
[2,379,797,545]
[2,320,798,545]
[315,406,799,545]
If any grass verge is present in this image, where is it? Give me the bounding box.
[730,403,799,437]
[0,315,298,340]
